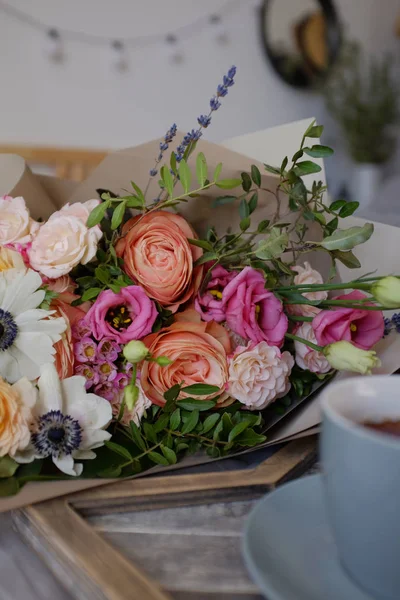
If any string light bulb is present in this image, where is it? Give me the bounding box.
[210,14,229,45]
[111,40,129,72]
[46,29,64,63]
[166,34,184,64]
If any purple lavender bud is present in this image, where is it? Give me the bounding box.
[164,123,177,143]
[158,153,163,161]
[159,142,169,152]
[149,168,158,176]
[223,75,234,88]
[176,144,185,154]
[198,114,212,128]
[175,153,183,162]
[210,96,221,111]
[217,84,228,97]
[227,65,237,79]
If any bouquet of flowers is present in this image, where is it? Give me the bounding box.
[1,66,399,494]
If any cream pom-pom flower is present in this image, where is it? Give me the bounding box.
[228,341,294,410]
[0,268,66,383]
[14,363,112,476]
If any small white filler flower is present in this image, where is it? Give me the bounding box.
[15,363,112,476]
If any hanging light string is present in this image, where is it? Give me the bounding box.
[0,0,255,48]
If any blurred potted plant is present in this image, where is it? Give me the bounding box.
[322,41,399,208]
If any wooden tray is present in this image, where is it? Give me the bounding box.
[13,436,317,600]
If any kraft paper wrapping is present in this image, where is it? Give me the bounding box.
[1,119,399,512]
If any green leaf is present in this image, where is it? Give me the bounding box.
[240,217,251,231]
[206,446,220,458]
[325,217,339,235]
[104,441,133,461]
[94,266,111,285]
[111,200,127,230]
[143,423,158,444]
[194,251,218,266]
[81,287,103,301]
[86,201,109,228]
[170,408,181,431]
[215,178,242,190]
[213,195,236,207]
[175,442,189,453]
[187,238,213,251]
[248,192,258,214]
[332,250,361,269]
[196,152,208,186]
[339,201,360,218]
[239,198,250,219]
[181,410,199,434]
[213,162,223,181]
[257,219,270,233]
[0,456,18,478]
[0,477,19,496]
[170,151,177,174]
[179,159,191,194]
[160,445,177,465]
[153,412,170,433]
[304,145,334,158]
[161,165,174,197]
[255,227,289,260]
[122,196,144,209]
[228,420,251,442]
[177,398,216,411]
[130,421,147,451]
[320,223,374,251]
[181,383,220,395]
[305,124,323,138]
[236,429,267,447]
[163,383,182,403]
[241,172,252,192]
[130,180,145,204]
[202,413,220,434]
[329,199,347,212]
[313,212,326,225]
[213,419,224,441]
[264,164,280,175]
[280,156,288,173]
[148,451,169,466]
[251,164,261,187]
[290,180,307,206]
[291,149,303,162]
[98,466,123,478]
[294,161,322,176]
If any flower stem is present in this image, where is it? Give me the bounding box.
[120,442,162,469]
[285,332,323,352]
[277,282,372,293]
[287,315,313,322]
[165,429,229,446]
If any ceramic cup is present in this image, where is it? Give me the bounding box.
[321,375,400,600]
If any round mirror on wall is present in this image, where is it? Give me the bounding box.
[260,0,342,89]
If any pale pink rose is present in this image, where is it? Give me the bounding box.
[44,274,77,295]
[54,200,102,263]
[110,382,152,427]
[0,376,37,457]
[0,196,39,246]
[228,341,294,410]
[287,261,327,317]
[28,214,93,278]
[294,323,331,374]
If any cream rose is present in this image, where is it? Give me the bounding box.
[294,323,331,374]
[288,261,327,317]
[0,195,39,246]
[29,214,94,278]
[54,200,102,263]
[0,376,37,457]
[0,247,25,272]
[228,341,294,410]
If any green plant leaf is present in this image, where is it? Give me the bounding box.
[195,152,207,187]
[87,201,109,228]
[194,251,218,266]
[81,287,103,301]
[332,250,361,269]
[215,178,242,190]
[179,159,192,194]
[248,192,258,214]
[290,179,307,206]
[206,446,220,458]
[305,124,323,138]
[304,145,334,158]
[169,408,181,431]
[161,165,174,197]
[213,195,237,207]
[280,156,288,172]
[121,196,144,209]
[130,421,147,451]
[111,200,127,230]
[325,217,339,235]
[255,227,289,260]
[130,180,145,204]
[241,172,252,192]
[0,477,19,496]
[143,423,158,444]
[228,420,251,442]
[291,150,303,162]
[236,429,267,447]
[294,161,322,176]
[240,217,251,231]
[251,164,261,186]
[257,219,270,233]
[104,441,133,461]
[320,223,374,251]
[264,164,280,175]
[329,199,347,212]
[213,162,223,181]
[177,399,217,411]
[339,201,360,218]
[148,451,169,466]
[181,384,220,395]
[163,383,182,403]
[202,413,220,434]
[94,266,111,285]
[153,413,170,433]
[239,198,250,219]
[187,238,213,251]
[181,410,200,434]
[98,466,123,478]
[213,419,224,441]
[160,445,177,465]
[0,456,18,478]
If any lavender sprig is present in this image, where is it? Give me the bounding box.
[383,313,400,337]
[144,123,177,193]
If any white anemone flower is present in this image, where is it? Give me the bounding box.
[0,268,66,383]
[15,363,112,476]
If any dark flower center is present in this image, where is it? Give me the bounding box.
[0,308,18,351]
[32,410,82,459]
[105,305,133,331]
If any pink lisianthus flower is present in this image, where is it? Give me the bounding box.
[74,336,98,363]
[74,364,100,390]
[312,290,384,350]
[97,361,117,383]
[195,266,237,322]
[86,285,158,343]
[97,338,121,362]
[222,267,288,347]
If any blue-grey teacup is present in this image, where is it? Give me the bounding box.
[321,376,400,600]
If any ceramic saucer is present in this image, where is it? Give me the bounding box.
[242,475,374,600]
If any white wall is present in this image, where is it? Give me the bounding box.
[0,0,399,193]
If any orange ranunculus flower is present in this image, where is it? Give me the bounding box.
[141,310,232,407]
[50,300,86,379]
[115,211,203,313]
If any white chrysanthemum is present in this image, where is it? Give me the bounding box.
[228,341,294,410]
[14,363,112,476]
[0,268,66,383]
